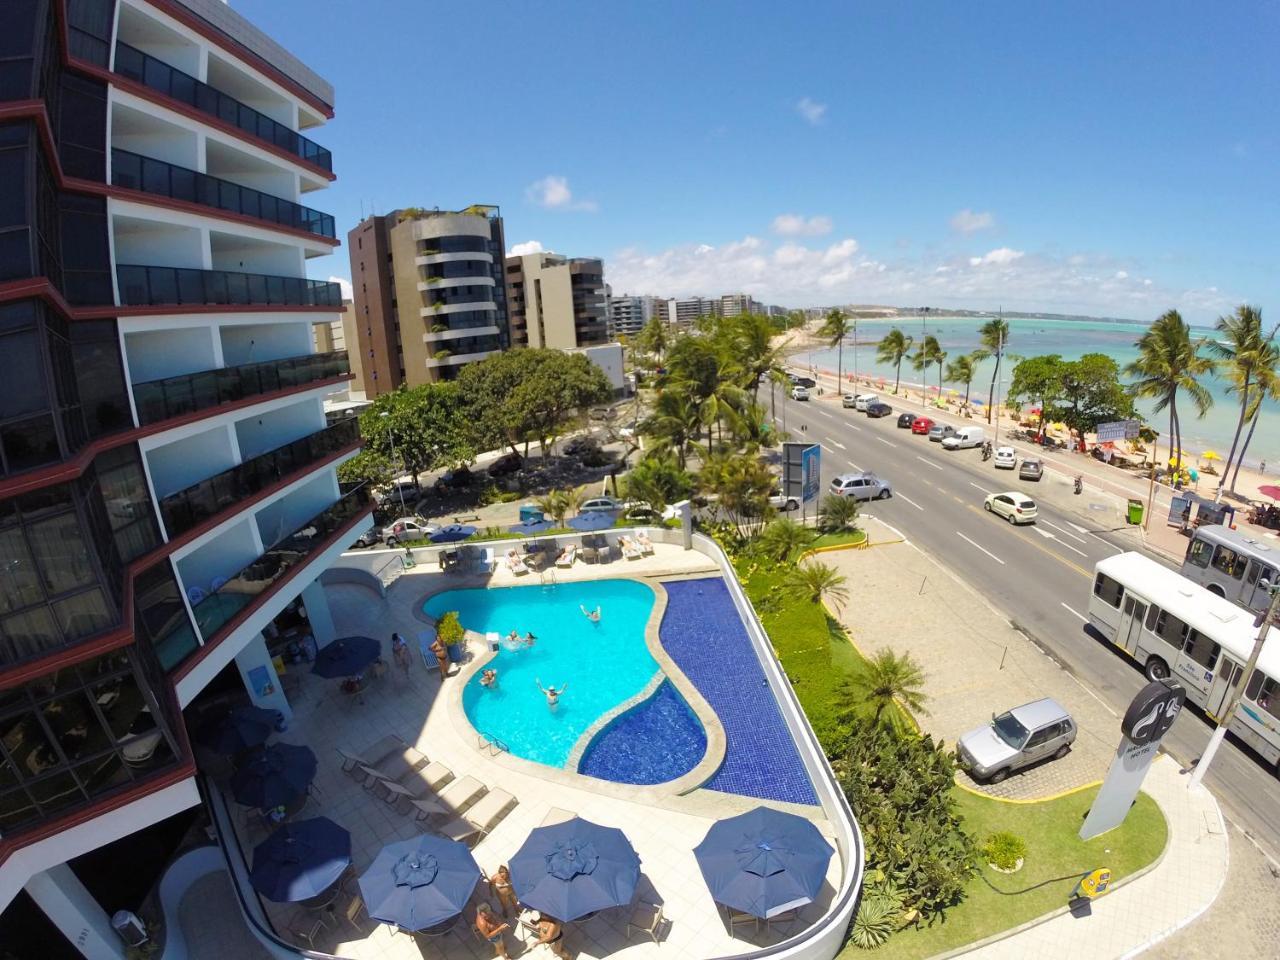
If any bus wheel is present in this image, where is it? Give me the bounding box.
[1145,657,1170,682]
[1206,584,1226,598]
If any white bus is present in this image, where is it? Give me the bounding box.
[1088,551,1280,771]
[1180,524,1279,615]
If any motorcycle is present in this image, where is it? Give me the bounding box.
[1074,475,1084,495]
[981,441,993,461]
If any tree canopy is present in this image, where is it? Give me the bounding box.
[1008,354,1066,433]
[358,383,474,483]
[1055,353,1136,438]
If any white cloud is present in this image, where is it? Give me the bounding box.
[1114,270,1129,280]
[509,240,545,256]
[772,213,833,236]
[795,97,827,125]
[950,209,995,234]
[968,248,1024,267]
[328,275,353,300]
[525,175,598,212]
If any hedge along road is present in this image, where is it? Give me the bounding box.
[774,387,1280,861]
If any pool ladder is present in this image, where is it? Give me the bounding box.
[477,732,510,756]
[540,568,557,588]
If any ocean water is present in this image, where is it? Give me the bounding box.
[802,315,1280,467]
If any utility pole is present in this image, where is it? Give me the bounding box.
[993,322,1006,444]
[1142,433,1160,532]
[851,317,858,389]
[380,411,407,515]
[1190,579,1280,788]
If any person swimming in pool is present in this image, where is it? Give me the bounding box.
[536,678,568,710]
[580,604,601,623]
[480,668,498,689]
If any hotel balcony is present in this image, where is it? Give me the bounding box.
[111,149,335,239]
[113,42,333,173]
[116,265,342,309]
[424,349,500,369]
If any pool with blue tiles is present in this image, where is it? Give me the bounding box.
[578,680,707,785]
[657,577,819,806]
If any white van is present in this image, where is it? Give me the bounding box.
[854,393,879,412]
[942,426,986,450]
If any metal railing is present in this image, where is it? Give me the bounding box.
[159,419,360,538]
[131,350,349,426]
[373,554,406,588]
[114,42,332,172]
[116,264,342,308]
[111,149,335,238]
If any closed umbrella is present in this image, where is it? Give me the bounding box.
[195,704,278,755]
[251,817,351,902]
[694,806,835,919]
[231,743,317,810]
[508,518,557,535]
[567,513,615,532]
[508,816,640,921]
[430,524,476,543]
[312,636,380,679]
[359,835,481,931]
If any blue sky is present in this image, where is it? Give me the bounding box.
[236,0,1279,322]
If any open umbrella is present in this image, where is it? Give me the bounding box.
[430,524,476,543]
[508,816,640,921]
[567,512,616,532]
[231,743,317,810]
[251,817,351,902]
[312,636,380,679]
[508,518,557,535]
[1259,484,1280,501]
[694,806,835,919]
[1200,450,1221,463]
[195,704,279,755]
[359,835,481,931]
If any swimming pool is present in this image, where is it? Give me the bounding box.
[424,579,667,768]
[578,680,707,785]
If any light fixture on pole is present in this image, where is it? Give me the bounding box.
[379,411,407,515]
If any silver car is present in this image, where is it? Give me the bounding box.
[957,698,1076,783]
[829,472,892,501]
[928,424,957,442]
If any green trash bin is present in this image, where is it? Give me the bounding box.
[1127,499,1144,525]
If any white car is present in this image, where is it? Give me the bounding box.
[984,492,1038,524]
[769,487,800,511]
[580,496,624,513]
[382,516,439,546]
[993,446,1017,469]
[791,385,810,401]
[842,394,858,408]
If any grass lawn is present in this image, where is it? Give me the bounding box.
[845,784,1169,959]
[810,529,868,550]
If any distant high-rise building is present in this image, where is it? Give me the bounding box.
[506,253,609,349]
[607,294,667,338]
[720,293,762,317]
[348,206,508,396]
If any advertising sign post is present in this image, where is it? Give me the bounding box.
[783,442,821,525]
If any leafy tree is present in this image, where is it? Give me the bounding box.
[944,353,980,406]
[640,389,703,468]
[876,328,914,395]
[1207,306,1274,490]
[634,315,669,363]
[839,649,929,725]
[756,518,816,563]
[1008,354,1067,437]
[979,317,1011,424]
[819,308,853,387]
[700,451,777,537]
[623,453,695,513]
[1124,309,1216,469]
[1229,337,1280,492]
[665,334,746,453]
[818,493,860,534]
[1056,353,1136,444]
[730,312,790,407]
[911,334,946,400]
[336,448,396,489]
[359,383,473,485]
[785,559,850,612]
[535,487,585,527]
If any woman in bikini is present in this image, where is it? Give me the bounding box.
[534,914,570,959]
[491,864,518,916]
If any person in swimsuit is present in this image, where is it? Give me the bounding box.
[536,678,568,710]
[480,668,498,689]
[491,864,518,916]
[391,633,411,678]
[580,604,601,623]
[429,636,449,681]
[475,903,509,958]
[534,914,570,959]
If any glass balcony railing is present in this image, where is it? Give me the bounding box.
[159,419,360,538]
[112,149,335,238]
[183,485,371,642]
[132,350,349,426]
[116,265,343,309]
[113,42,333,172]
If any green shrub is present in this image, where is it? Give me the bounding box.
[436,611,464,645]
[981,832,1027,871]
[850,895,899,950]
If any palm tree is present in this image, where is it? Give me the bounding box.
[979,317,1011,424]
[1207,306,1273,491]
[944,353,980,406]
[818,308,853,389]
[732,312,789,406]
[785,559,850,612]
[1228,337,1280,492]
[912,335,946,402]
[876,329,914,395]
[1125,310,1216,470]
[641,389,702,468]
[757,518,815,563]
[818,494,859,533]
[842,649,929,725]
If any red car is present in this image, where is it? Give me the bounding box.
[911,416,935,435]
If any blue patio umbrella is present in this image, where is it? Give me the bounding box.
[231,743,317,810]
[693,806,835,919]
[508,518,557,535]
[311,635,380,679]
[358,835,481,931]
[508,817,641,921]
[194,704,279,755]
[567,512,616,532]
[250,817,351,902]
[430,524,477,543]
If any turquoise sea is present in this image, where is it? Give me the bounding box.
[804,315,1280,469]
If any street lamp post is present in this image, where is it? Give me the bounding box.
[380,411,407,515]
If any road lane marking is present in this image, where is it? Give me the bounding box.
[876,436,897,447]
[897,493,924,511]
[968,481,994,496]
[1033,527,1055,539]
[1060,602,1089,623]
[846,422,863,432]
[915,456,943,471]
[1067,521,1090,534]
[1089,533,1123,555]
[1040,519,1088,544]
[956,531,1005,564]
[1032,527,1091,558]
[964,504,1092,579]
[830,440,847,450]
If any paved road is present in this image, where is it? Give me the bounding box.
[775,387,1280,861]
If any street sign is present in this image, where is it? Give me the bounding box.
[1097,420,1141,442]
[801,443,821,503]
[782,442,822,504]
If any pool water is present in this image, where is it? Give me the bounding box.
[424,580,662,768]
[578,680,707,784]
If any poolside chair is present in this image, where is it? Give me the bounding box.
[410,774,486,822]
[636,531,655,555]
[476,547,497,573]
[335,734,403,782]
[725,907,759,937]
[379,761,456,812]
[555,544,578,568]
[627,901,666,944]
[361,744,428,792]
[418,629,438,671]
[619,536,643,560]
[433,789,517,845]
[505,550,530,575]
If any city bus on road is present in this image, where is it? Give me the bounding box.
[1180,524,1279,616]
[1088,551,1280,771]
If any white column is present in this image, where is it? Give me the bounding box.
[233,631,292,723]
[24,864,126,960]
[301,579,336,649]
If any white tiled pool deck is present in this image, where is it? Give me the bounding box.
[223,542,851,959]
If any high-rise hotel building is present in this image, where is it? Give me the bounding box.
[0,1,370,954]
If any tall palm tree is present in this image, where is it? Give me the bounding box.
[944,353,980,406]
[818,308,853,389]
[1125,310,1216,470]
[843,649,929,725]
[732,312,789,405]
[1228,337,1280,492]
[912,335,946,401]
[757,518,816,563]
[979,316,1011,424]
[641,389,702,468]
[785,559,850,612]
[1207,306,1272,491]
[876,328,914,395]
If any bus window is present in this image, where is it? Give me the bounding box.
[1144,603,1160,631]
[1245,560,1276,587]
[1182,630,1220,671]
[1093,573,1124,608]
[1185,538,1212,569]
[1245,670,1280,721]
[1150,608,1189,647]
[1211,545,1246,580]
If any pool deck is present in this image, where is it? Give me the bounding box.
[222,542,848,959]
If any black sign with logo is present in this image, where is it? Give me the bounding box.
[1121,680,1186,746]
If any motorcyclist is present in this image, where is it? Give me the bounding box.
[1074,474,1084,495]
[981,440,993,461]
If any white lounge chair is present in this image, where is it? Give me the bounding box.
[555,544,577,568]
[505,550,529,575]
[619,536,642,560]
[435,789,518,845]
[636,532,655,555]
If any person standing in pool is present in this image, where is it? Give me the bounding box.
[536,678,568,710]
[580,604,601,623]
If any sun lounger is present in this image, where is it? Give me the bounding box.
[436,774,486,814]
[434,789,518,844]
[336,734,403,782]
[362,745,428,791]
[555,544,577,568]
[636,532,655,555]
[505,550,529,575]
[418,629,437,670]
[619,536,642,560]
[379,761,455,810]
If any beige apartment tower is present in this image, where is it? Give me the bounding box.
[506,253,609,349]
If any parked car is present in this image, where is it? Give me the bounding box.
[928,423,957,443]
[563,436,600,457]
[793,376,816,388]
[791,385,810,401]
[957,698,1077,783]
[351,526,381,549]
[865,402,893,418]
[984,491,1038,524]
[433,467,474,493]
[383,516,440,547]
[897,412,916,429]
[769,487,800,512]
[580,496,624,513]
[854,393,879,412]
[941,426,986,450]
[911,416,935,435]
[842,394,858,409]
[829,471,892,501]
[1019,458,1044,481]
[993,446,1017,469]
[488,451,523,477]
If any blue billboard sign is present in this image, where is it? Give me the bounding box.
[801,443,821,503]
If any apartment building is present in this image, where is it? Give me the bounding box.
[672,296,721,328]
[506,253,609,350]
[606,293,668,338]
[720,293,762,317]
[347,206,508,396]
[0,2,369,954]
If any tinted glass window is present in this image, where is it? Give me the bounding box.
[1211,545,1246,579]
[1245,671,1280,721]
[1092,574,1123,608]
[1182,630,1220,671]
[1186,537,1212,568]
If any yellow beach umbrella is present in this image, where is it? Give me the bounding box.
[1201,450,1221,462]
